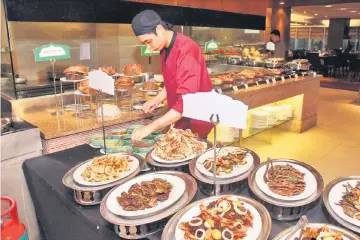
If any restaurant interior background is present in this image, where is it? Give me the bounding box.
[1,0,360,240]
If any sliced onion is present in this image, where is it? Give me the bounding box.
[222,228,234,240]
[234,203,247,215]
[189,217,203,226]
[195,229,206,240]
[216,200,231,213]
[233,222,243,230]
[354,212,360,220]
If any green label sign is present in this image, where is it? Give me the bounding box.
[141,45,160,57]
[34,44,71,62]
[205,40,220,51]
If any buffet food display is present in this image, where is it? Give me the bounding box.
[248,159,324,221]
[272,220,360,240]
[152,126,207,162]
[162,195,272,240]
[323,176,360,234]
[63,66,88,80]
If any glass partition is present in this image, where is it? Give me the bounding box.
[1,1,16,99]
[2,20,265,99]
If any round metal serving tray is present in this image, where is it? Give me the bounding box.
[272,222,360,240]
[189,147,260,196]
[323,176,360,234]
[248,158,324,221]
[145,140,212,172]
[161,195,272,240]
[100,171,197,239]
[62,153,145,205]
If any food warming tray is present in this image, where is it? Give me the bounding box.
[323,176,360,234]
[161,195,272,240]
[100,171,197,239]
[248,158,324,221]
[189,148,260,196]
[62,153,145,205]
[272,222,360,240]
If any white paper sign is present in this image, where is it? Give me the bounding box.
[313,72,317,77]
[182,90,248,129]
[272,78,276,84]
[244,84,249,89]
[88,70,115,95]
[281,76,285,83]
[266,79,270,85]
[80,42,91,60]
[233,86,238,91]
[217,88,223,94]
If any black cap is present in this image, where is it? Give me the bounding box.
[270,29,281,37]
[131,10,173,36]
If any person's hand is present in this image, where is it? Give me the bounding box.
[142,97,159,114]
[131,125,153,143]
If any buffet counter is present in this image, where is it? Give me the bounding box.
[23,144,331,240]
[10,72,320,154]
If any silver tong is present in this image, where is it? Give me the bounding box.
[263,157,274,183]
[285,215,309,240]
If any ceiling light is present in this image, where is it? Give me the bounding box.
[325,5,332,7]
[340,8,347,10]
[325,16,328,17]
[350,11,357,13]
[315,13,318,16]
[279,2,285,5]
[304,11,307,13]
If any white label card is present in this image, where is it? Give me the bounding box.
[295,74,298,79]
[244,84,249,89]
[313,72,317,77]
[266,79,270,85]
[281,76,285,83]
[217,88,223,94]
[272,78,276,84]
[88,70,114,95]
[233,86,238,91]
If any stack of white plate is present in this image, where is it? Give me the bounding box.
[262,106,278,125]
[207,124,234,143]
[281,104,293,118]
[251,111,269,129]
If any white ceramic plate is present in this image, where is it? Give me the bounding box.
[175,196,262,240]
[329,179,360,227]
[279,223,351,240]
[133,103,164,111]
[119,73,145,77]
[60,77,87,83]
[151,149,198,164]
[89,143,101,149]
[255,161,317,201]
[196,147,254,179]
[106,174,186,217]
[139,87,161,92]
[73,154,139,186]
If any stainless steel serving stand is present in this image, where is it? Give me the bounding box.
[145,140,213,173]
[323,176,360,234]
[272,222,360,240]
[248,158,324,221]
[99,171,198,240]
[161,195,272,240]
[62,153,145,205]
[189,147,261,196]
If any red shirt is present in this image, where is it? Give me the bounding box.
[160,32,213,138]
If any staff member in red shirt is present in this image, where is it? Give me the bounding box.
[131,10,213,142]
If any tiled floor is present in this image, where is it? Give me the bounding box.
[241,87,360,185]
